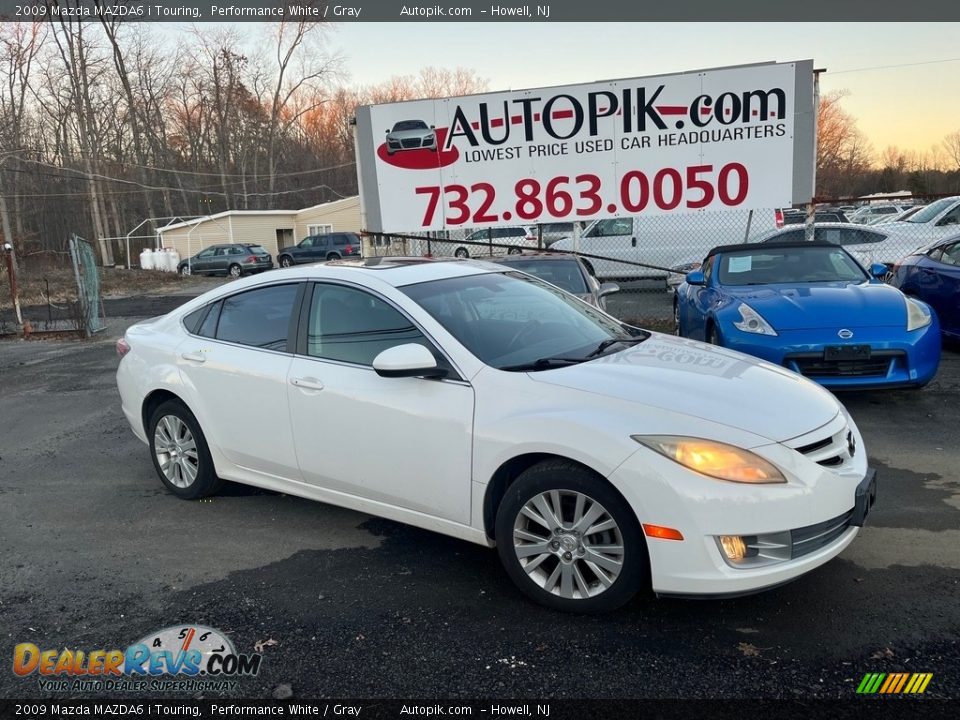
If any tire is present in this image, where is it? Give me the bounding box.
[148,399,223,500]
[228,263,242,278]
[179,265,191,276]
[495,460,647,613]
[326,252,340,261]
[507,246,522,255]
[707,323,722,346]
[454,247,469,259]
[279,256,294,268]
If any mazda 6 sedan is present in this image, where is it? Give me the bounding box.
[117,257,877,612]
[675,241,940,390]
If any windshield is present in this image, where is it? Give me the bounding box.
[905,198,955,223]
[718,246,868,285]
[401,271,646,371]
[500,259,588,294]
[393,120,428,131]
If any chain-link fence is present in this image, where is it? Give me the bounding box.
[365,192,960,331]
[68,234,104,337]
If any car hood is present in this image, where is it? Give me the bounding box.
[527,334,840,443]
[722,282,907,330]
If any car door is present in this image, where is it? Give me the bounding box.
[209,247,231,275]
[580,218,636,278]
[919,241,960,333]
[177,282,305,481]
[286,281,474,524]
[192,247,217,273]
[686,254,719,339]
[308,235,331,261]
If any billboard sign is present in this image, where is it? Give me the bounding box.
[354,60,815,233]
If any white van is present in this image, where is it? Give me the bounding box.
[550,209,783,280]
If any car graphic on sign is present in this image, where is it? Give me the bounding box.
[385,119,437,155]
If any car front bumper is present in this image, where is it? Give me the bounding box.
[608,419,874,597]
[717,323,941,389]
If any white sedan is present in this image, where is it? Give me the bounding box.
[117,258,876,612]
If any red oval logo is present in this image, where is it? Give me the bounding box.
[378,126,459,170]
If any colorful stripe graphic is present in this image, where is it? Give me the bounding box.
[856,672,933,694]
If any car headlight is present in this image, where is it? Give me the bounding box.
[733,303,778,336]
[632,435,786,484]
[905,297,932,331]
[425,134,435,143]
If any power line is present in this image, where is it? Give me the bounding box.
[829,57,960,75]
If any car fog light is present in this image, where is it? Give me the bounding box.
[719,535,747,561]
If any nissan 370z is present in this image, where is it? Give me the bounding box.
[116,258,877,612]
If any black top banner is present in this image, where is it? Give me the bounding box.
[1,0,958,22]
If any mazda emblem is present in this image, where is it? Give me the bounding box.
[838,329,854,339]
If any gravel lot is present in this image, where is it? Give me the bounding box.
[0,288,958,700]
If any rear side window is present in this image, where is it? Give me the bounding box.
[215,285,299,351]
[183,306,208,334]
[197,301,222,338]
[332,234,348,246]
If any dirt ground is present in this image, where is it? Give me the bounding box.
[0,264,204,311]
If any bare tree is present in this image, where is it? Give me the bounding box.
[944,131,960,170]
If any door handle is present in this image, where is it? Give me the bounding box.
[180,351,206,363]
[631,237,637,247]
[290,377,324,391]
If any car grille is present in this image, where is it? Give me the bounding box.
[785,351,903,378]
[787,418,855,469]
[789,509,854,559]
[401,138,421,149]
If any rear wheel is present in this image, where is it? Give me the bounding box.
[148,400,223,500]
[454,247,469,259]
[228,263,242,278]
[495,460,646,613]
[507,246,522,255]
[326,252,340,261]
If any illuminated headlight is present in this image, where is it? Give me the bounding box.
[733,303,777,336]
[632,436,786,484]
[905,297,932,331]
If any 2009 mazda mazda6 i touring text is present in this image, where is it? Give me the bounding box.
[116,257,877,612]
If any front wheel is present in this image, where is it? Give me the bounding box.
[179,265,191,276]
[279,256,294,268]
[228,263,242,278]
[495,460,646,613]
[148,400,223,500]
[707,323,722,346]
[454,247,469,259]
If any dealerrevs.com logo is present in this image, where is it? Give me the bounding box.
[12,625,262,693]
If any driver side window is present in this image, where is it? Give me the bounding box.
[938,207,960,227]
[305,283,437,368]
[588,218,633,237]
[300,237,314,248]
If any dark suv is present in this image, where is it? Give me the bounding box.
[177,244,273,277]
[277,233,362,267]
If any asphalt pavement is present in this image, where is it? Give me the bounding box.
[0,294,958,700]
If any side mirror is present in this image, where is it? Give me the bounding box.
[870,263,889,279]
[373,343,447,379]
[430,124,435,130]
[685,270,706,286]
[598,282,620,298]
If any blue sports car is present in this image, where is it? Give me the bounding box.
[674,241,941,389]
[890,234,960,341]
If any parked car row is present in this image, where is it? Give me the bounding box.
[176,233,364,277]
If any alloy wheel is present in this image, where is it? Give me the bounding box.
[229,264,242,278]
[512,489,624,600]
[455,248,469,258]
[153,415,200,488]
[179,265,191,276]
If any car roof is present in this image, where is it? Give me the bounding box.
[492,252,581,262]
[320,256,505,286]
[707,240,838,257]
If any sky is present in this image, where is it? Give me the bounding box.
[318,22,960,159]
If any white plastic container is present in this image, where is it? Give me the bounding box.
[165,248,181,273]
[139,248,154,271]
